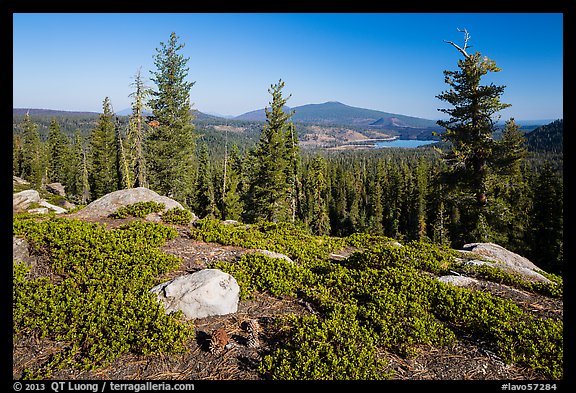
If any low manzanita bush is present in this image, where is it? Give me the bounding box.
[161,207,194,225]
[13,215,563,380]
[111,201,166,218]
[13,214,191,379]
[197,218,563,380]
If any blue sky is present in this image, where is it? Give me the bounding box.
[13,13,563,121]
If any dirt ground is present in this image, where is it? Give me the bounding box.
[12,218,562,381]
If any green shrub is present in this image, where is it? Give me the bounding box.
[259,304,391,380]
[111,201,166,218]
[210,253,313,300]
[13,216,190,378]
[162,207,193,225]
[194,218,563,379]
[457,262,563,298]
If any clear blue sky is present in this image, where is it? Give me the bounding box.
[13,13,563,121]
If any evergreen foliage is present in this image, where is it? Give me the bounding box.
[127,67,150,188]
[244,80,298,223]
[89,97,119,199]
[302,156,331,235]
[13,216,191,378]
[161,207,194,225]
[528,163,563,274]
[194,143,217,218]
[194,220,562,379]
[146,32,196,205]
[217,143,244,221]
[436,30,529,246]
[111,201,166,218]
[19,113,45,189]
[46,118,71,184]
[525,119,563,153]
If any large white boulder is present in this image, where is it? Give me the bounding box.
[458,242,553,284]
[39,200,67,214]
[70,187,185,220]
[150,269,240,319]
[438,275,479,287]
[13,189,41,211]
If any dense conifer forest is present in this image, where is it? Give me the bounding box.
[12,28,564,274]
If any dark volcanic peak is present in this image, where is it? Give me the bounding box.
[233,105,291,122]
[235,101,438,129]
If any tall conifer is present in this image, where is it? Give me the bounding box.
[89,97,118,199]
[46,118,70,184]
[20,113,44,189]
[147,32,196,205]
[436,29,524,243]
[245,79,296,223]
[128,67,150,188]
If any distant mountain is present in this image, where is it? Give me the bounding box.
[115,108,153,117]
[234,101,438,130]
[202,111,235,119]
[113,108,221,121]
[233,106,291,122]
[13,108,100,117]
[525,119,563,153]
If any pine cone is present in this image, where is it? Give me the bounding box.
[246,319,261,348]
[209,329,229,354]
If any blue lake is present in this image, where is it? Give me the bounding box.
[374,139,438,148]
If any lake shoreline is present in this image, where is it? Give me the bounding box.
[327,138,439,150]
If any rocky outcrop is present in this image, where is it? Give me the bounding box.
[13,236,34,268]
[13,189,41,212]
[252,249,294,264]
[462,243,542,271]
[13,176,29,186]
[452,242,553,285]
[13,189,69,215]
[39,200,67,214]
[69,187,186,220]
[437,275,479,287]
[45,182,66,197]
[150,269,240,319]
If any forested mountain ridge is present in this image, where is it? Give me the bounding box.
[13,108,563,154]
[234,100,439,128]
[524,119,563,153]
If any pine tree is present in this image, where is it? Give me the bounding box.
[492,119,530,250]
[13,134,24,177]
[64,129,84,200]
[402,158,429,241]
[383,160,403,239]
[328,162,349,237]
[80,148,91,204]
[116,126,132,189]
[89,97,118,199]
[284,121,302,223]
[194,143,217,218]
[147,32,196,205]
[436,28,515,241]
[20,112,44,189]
[245,79,295,223]
[46,118,70,184]
[127,67,150,188]
[366,160,385,236]
[304,156,331,235]
[529,163,563,273]
[219,144,243,221]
